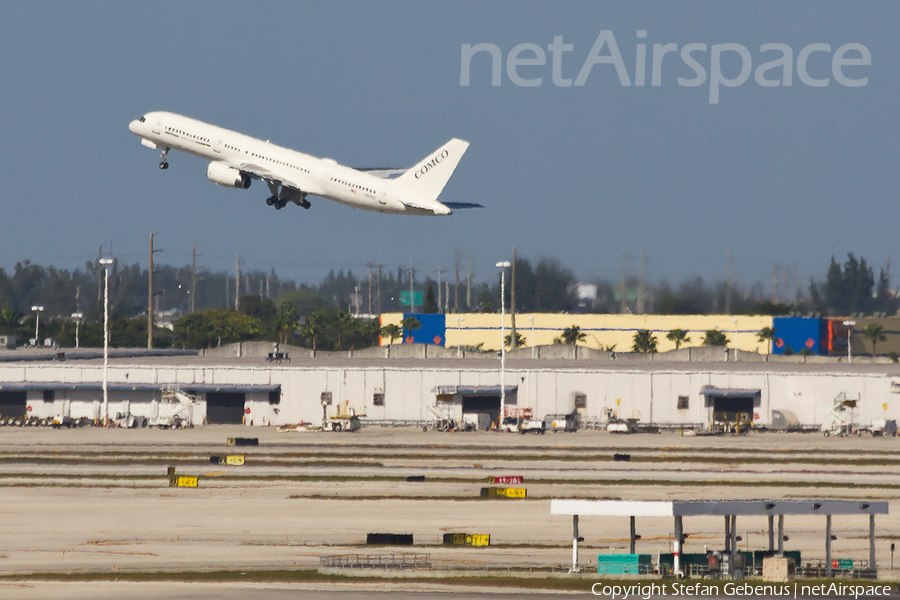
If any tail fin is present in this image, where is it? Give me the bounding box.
[396,138,469,200]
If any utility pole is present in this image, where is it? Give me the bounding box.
[435,268,446,314]
[367,263,373,316]
[510,248,517,350]
[148,233,162,349]
[191,245,197,313]
[773,265,780,304]
[620,246,628,314]
[376,264,382,314]
[637,251,646,315]
[726,248,732,315]
[466,260,472,311]
[235,254,241,311]
[409,259,415,314]
[454,256,460,313]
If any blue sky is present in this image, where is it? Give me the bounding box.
[0,1,896,294]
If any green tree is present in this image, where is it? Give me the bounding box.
[423,283,438,314]
[274,302,299,344]
[172,309,260,349]
[0,304,22,335]
[381,323,402,345]
[702,329,729,346]
[666,328,691,350]
[402,316,422,343]
[862,323,886,356]
[560,325,586,345]
[632,329,658,353]
[300,308,329,352]
[505,331,526,350]
[331,311,354,350]
[757,326,776,354]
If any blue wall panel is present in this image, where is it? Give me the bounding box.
[772,317,826,355]
[402,314,447,346]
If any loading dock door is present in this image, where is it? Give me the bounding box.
[701,387,760,431]
[0,391,27,418]
[462,395,500,429]
[206,392,246,424]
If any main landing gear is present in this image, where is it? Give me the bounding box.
[264,182,310,210]
[158,148,169,170]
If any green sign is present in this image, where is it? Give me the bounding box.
[400,290,423,306]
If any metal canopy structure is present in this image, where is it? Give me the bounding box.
[0,381,281,393]
[699,386,761,399]
[432,385,518,395]
[551,499,888,576]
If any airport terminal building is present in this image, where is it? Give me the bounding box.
[0,343,898,431]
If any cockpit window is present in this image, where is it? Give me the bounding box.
[139,116,145,123]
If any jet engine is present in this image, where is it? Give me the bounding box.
[206,162,251,189]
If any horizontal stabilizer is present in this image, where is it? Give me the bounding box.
[442,202,483,210]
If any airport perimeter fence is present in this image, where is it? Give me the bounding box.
[319,553,579,574]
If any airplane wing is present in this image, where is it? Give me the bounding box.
[356,167,406,179]
[233,161,325,196]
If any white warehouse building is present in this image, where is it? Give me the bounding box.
[0,346,898,431]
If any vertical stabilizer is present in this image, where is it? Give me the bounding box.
[396,139,469,200]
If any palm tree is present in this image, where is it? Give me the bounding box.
[632,329,658,353]
[666,328,690,350]
[560,325,586,345]
[274,303,299,345]
[863,323,887,356]
[757,326,776,354]
[300,308,328,352]
[401,316,422,343]
[702,329,729,347]
[505,331,526,349]
[381,323,402,345]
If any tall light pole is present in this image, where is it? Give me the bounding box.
[454,317,464,358]
[496,261,511,427]
[100,258,114,424]
[31,306,44,346]
[843,320,856,363]
[71,312,83,349]
[528,316,535,359]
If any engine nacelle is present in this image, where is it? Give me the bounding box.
[206,162,250,189]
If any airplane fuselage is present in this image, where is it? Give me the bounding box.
[129,112,469,216]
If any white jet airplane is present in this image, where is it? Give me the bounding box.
[128,111,479,215]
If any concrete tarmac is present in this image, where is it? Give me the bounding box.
[0,425,898,595]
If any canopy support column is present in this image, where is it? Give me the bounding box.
[674,515,683,577]
[570,514,580,573]
[869,513,876,570]
[630,516,636,554]
[778,515,784,555]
